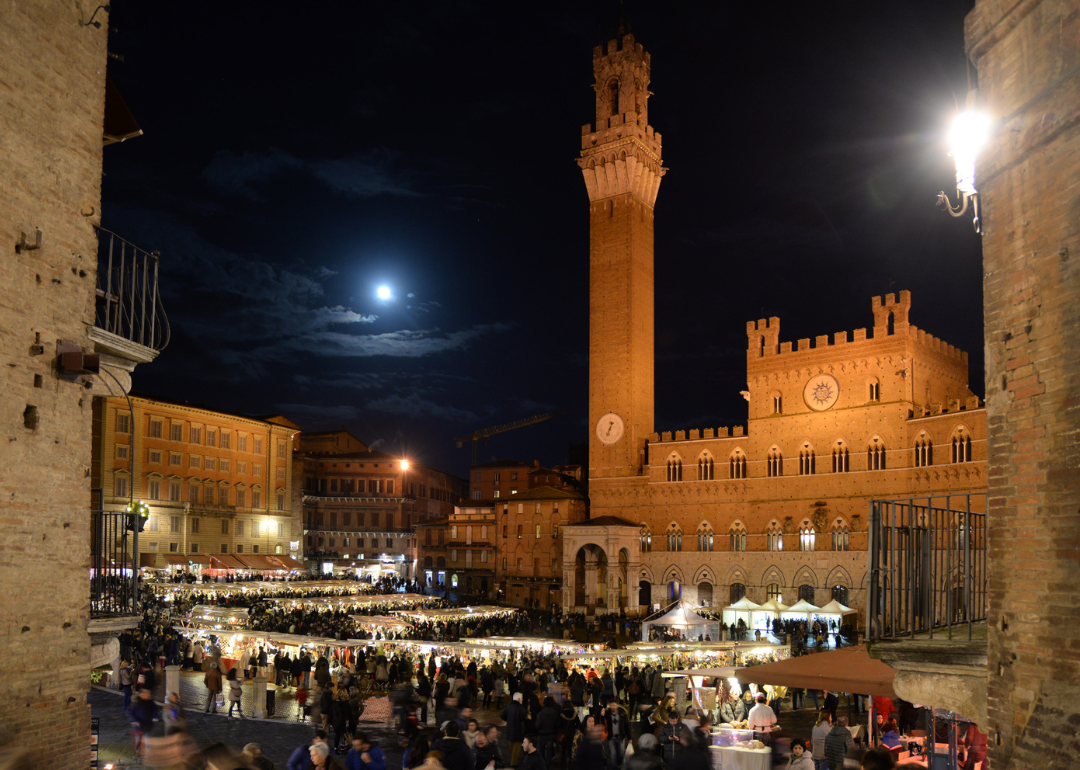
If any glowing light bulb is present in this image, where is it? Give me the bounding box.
[376,285,391,300]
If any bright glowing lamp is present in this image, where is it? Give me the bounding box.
[376,285,391,300]
[938,91,991,233]
[400,459,410,471]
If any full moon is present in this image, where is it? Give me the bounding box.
[376,285,391,300]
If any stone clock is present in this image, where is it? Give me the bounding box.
[596,412,625,444]
[803,373,840,411]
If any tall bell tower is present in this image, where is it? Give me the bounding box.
[580,30,665,485]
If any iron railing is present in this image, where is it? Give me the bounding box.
[866,494,987,642]
[90,504,140,617]
[94,228,170,352]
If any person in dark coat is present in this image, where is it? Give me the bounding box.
[520,735,546,770]
[534,696,561,768]
[556,702,581,767]
[657,712,693,768]
[823,716,855,770]
[480,668,495,709]
[474,729,504,770]
[127,688,158,756]
[500,692,528,767]
[431,721,471,770]
[604,700,630,766]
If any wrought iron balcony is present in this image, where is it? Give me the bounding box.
[90,505,141,618]
[94,228,170,354]
[866,494,987,642]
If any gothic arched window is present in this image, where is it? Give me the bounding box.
[767,449,783,477]
[766,522,783,551]
[666,524,683,552]
[729,450,747,479]
[952,428,972,463]
[799,446,815,475]
[914,434,933,467]
[832,441,850,473]
[697,523,714,552]
[729,523,747,552]
[698,454,714,481]
[799,523,816,552]
[867,437,886,470]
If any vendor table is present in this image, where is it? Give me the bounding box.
[709,744,771,770]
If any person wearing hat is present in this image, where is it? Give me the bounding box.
[747,692,778,733]
[786,738,814,770]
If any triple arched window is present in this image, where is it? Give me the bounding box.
[666,524,683,552]
[698,454,714,480]
[729,523,747,552]
[766,449,783,478]
[832,442,850,473]
[666,457,683,482]
[952,429,972,463]
[697,523,714,552]
[798,523,816,551]
[640,527,652,553]
[730,451,747,479]
[799,446,815,475]
[914,434,933,467]
[766,522,783,551]
[867,438,887,470]
[832,521,850,551]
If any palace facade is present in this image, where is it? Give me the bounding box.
[563,32,987,620]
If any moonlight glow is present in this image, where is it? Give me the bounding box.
[377,285,391,300]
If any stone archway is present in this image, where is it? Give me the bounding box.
[573,544,609,609]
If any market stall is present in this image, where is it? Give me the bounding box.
[815,598,858,620]
[641,603,722,642]
[753,598,789,628]
[722,596,762,628]
[187,605,250,629]
[781,598,820,621]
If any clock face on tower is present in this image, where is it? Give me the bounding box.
[596,412,625,445]
[803,373,840,411]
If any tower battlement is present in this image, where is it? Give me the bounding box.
[746,292,968,365]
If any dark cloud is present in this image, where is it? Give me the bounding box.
[365,393,478,423]
[203,147,421,200]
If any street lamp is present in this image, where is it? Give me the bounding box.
[938,92,992,234]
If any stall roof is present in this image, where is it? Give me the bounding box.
[269,555,307,570]
[736,644,897,697]
[665,667,738,678]
[186,553,212,564]
[816,599,857,615]
[783,599,821,614]
[756,598,790,613]
[724,597,762,611]
[647,604,716,627]
[351,615,411,628]
[235,554,281,571]
[210,554,246,569]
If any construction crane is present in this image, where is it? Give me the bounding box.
[455,410,563,467]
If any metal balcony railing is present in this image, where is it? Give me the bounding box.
[866,494,987,642]
[90,505,140,617]
[95,228,170,352]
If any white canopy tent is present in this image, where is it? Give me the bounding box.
[721,596,762,627]
[815,599,858,617]
[781,598,820,620]
[642,603,722,642]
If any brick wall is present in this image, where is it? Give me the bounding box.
[0,2,110,766]
[967,0,1080,766]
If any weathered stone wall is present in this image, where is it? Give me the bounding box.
[0,2,110,766]
[966,0,1080,766]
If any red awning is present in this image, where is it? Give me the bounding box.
[234,554,281,570]
[209,554,245,570]
[736,645,897,697]
[186,553,211,564]
[268,555,307,571]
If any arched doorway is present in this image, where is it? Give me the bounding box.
[698,582,713,606]
[730,582,746,603]
[573,544,609,609]
[639,580,652,608]
[668,580,681,602]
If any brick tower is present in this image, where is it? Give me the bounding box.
[579,30,665,485]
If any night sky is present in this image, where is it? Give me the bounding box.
[101,0,982,479]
